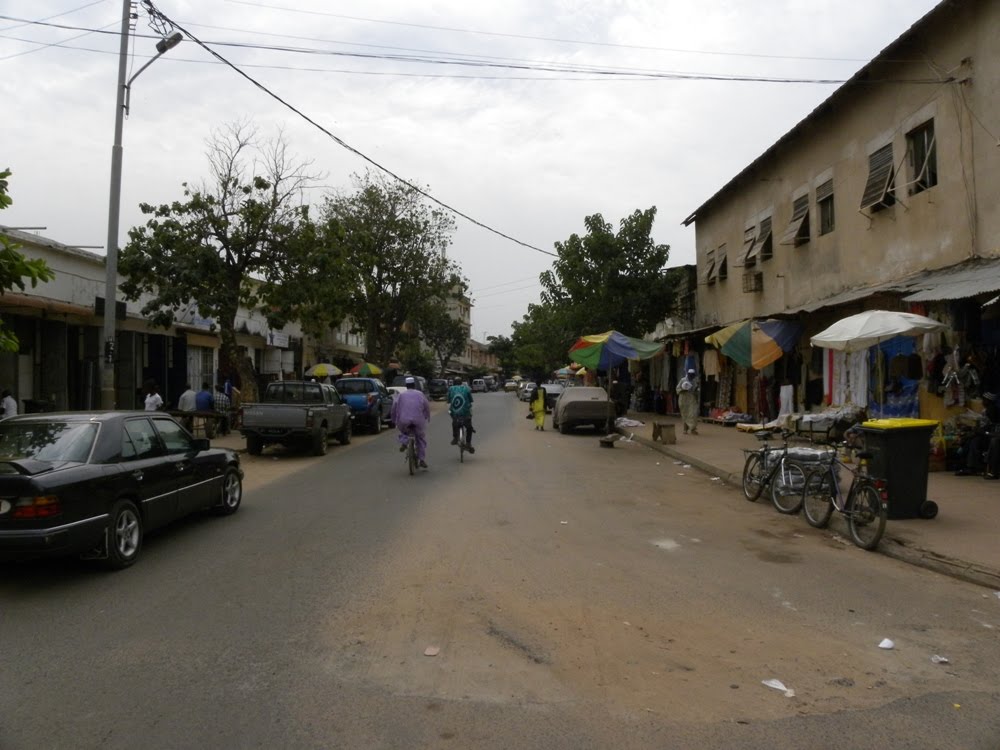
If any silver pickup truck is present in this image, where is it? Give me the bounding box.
[240,381,352,456]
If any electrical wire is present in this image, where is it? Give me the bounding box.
[0,19,119,61]
[0,16,952,85]
[222,0,892,65]
[0,0,106,32]
[137,1,558,258]
[470,275,545,293]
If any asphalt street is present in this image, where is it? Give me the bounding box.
[2,392,999,749]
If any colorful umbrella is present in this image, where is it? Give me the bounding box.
[568,331,664,371]
[705,319,802,369]
[305,363,342,378]
[349,362,383,376]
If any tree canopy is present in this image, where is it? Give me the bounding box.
[0,170,55,351]
[118,123,320,400]
[540,208,673,338]
[418,301,468,377]
[319,171,464,366]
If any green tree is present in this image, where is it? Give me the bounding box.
[396,335,436,380]
[486,334,516,377]
[418,302,468,376]
[118,123,321,401]
[540,208,673,337]
[510,302,573,380]
[319,171,462,366]
[0,170,55,351]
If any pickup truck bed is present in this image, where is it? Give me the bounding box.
[240,381,352,455]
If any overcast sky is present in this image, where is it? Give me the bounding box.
[3,0,942,341]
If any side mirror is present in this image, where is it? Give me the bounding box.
[192,438,211,451]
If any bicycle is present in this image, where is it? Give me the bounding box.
[455,417,470,463]
[403,427,418,475]
[800,444,888,550]
[741,429,823,514]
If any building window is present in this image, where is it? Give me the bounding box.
[816,179,835,235]
[740,227,755,267]
[717,244,728,281]
[703,248,717,285]
[907,120,937,194]
[780,195,810,246]
[743,217,772,265]
[860,143,895,211]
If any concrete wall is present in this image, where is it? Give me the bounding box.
[693,0,999,327]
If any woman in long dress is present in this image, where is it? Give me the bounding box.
[676,368,700,435]
[530,382,547,430]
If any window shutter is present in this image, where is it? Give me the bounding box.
[860,144,894,209]
[816,179,833,202]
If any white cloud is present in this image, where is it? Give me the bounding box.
[3,0,942,340]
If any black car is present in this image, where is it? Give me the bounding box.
[0,411,243,569]
[428,379,449,401]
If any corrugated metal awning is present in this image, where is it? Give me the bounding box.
[903,259,1000,301]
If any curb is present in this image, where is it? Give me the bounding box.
[616,427,1000,591]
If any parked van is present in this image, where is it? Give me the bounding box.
[471,378,487,393]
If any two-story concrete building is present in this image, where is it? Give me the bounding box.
[682,0,1000,421]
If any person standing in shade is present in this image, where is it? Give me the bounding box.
[195,382,215,438]
[676,368,700,435]
[177,383,197,431]
[144,382,164,412]
[213,385,231,436]
[530,381,547,431]
[1,389,17,419]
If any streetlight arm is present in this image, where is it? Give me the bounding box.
[124,32,182,116]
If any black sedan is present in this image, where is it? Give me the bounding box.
[0,411,243,569]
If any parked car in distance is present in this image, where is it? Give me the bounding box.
[0,411,243,569]
[241,380,352,455]
[471,378,487,393]
[540,383,564,411]
[390,374,428,394]
[552,386,613,434]
[504,380,519,392]
[428,379,449,401]
[334,377,394,434]
[519,382,538,402]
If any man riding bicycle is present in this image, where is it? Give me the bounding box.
[448,376,475,454]
[391,377,431,468]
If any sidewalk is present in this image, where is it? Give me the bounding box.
[615,411,1000,590]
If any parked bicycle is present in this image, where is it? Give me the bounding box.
[741,429,823,514]
[800,443,889,550]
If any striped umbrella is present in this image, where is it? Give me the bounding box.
[705,319,802,369]
[568,331,664,371]
[349,362,383,376]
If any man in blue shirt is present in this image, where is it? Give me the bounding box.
[447,376,475,453]
[195,382,214,412]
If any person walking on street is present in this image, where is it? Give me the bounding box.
[391,376,431,468]
[530,381,546,431]
[676,368,700,435]
[1,389,17,419]
[447,375,475,453]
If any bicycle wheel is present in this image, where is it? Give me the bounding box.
[802,468,834,528]
[458,425,466,463]
[847,484,887,551]
[770,459,805,514]
[407,437,417,475]
[742,453,765,501]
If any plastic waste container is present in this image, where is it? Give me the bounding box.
[859,418,939,520]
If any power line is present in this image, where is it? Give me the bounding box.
[0,0,106,33]
[0,19,119,61]
[223,0,882,64]
[0,16,952,85]
[138,1,558,258]
[470,275,544,293]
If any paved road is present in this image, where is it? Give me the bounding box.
[2,393,999,749]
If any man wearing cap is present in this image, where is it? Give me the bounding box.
[391,376,431,468]
[676,368,700,435]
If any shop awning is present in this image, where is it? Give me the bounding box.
[902,258,1000,302]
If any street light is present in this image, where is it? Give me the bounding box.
[100,2,182,409]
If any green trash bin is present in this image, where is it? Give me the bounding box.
[859,418,939,520]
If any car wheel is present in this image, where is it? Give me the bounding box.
[371,415,382,434]
[312,427,328,456]
[338,419,352,445]
[246,434,263,456]
[104,499,142,570]
[559,419,569,435]
[215,468,243,515]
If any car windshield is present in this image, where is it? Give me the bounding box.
[0,421,98,464]
[335,380,372,395]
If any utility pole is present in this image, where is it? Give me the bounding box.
[100,0,132,410]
